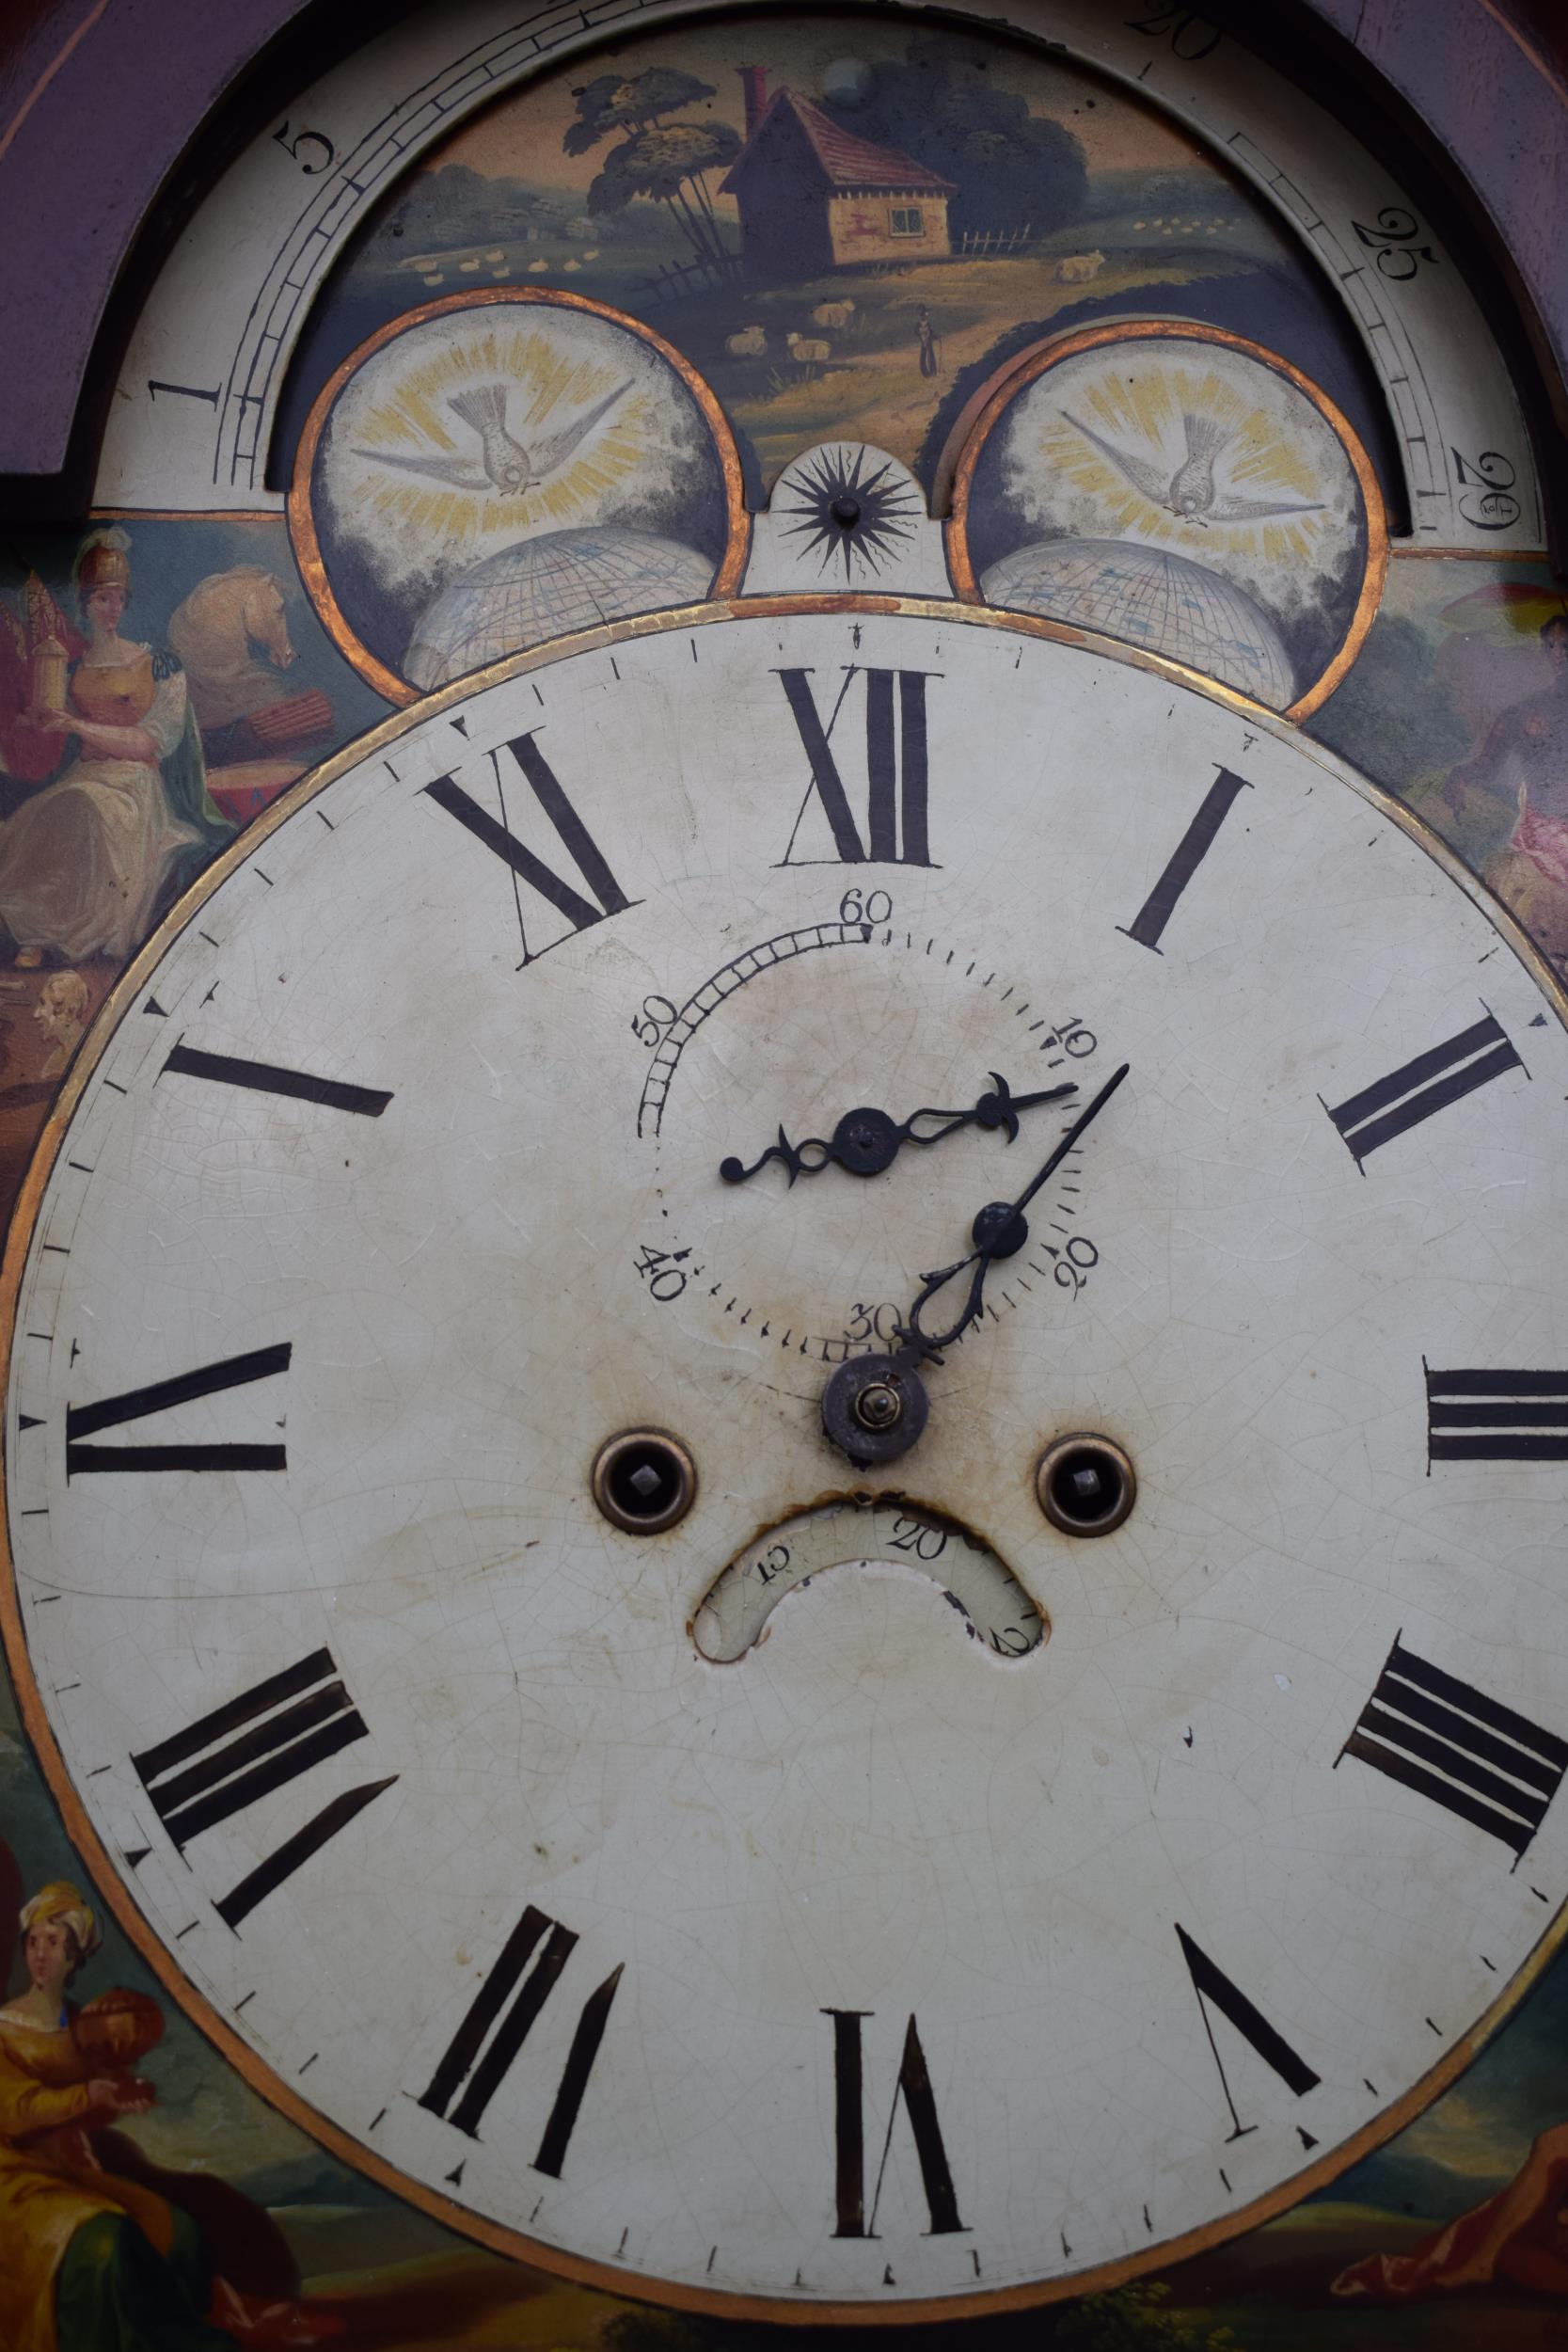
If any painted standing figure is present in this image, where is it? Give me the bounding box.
[0,531,230,967]
[915,304,940,379]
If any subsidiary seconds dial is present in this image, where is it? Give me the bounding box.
[6,602,1568,2322]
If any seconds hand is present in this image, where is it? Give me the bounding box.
[818,1062,1131,1467]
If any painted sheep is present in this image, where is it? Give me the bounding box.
[1053,251,1104,283]
[811,300,855,329]
[725,325,768,357]
[785,333,831,364]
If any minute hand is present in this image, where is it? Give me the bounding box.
[896,1062,1131,1363]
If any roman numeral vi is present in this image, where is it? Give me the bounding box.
[824,2008,966,2237]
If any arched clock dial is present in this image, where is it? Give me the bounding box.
[7,599,1568,2319]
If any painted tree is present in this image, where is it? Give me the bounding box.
[565,69,740,270]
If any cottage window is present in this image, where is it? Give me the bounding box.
[889,206,925,237]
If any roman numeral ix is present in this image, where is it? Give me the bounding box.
[425,731,637,966]
[66,1342,292,1476]
[420,1903,624,2175]
[1426,1365,1568,1463]
[132,1648,395,1931]
[778,666,936,867]
[1339,1633,1568,1860]
[1323,1009,1524,1163]
[825,2008,966,2238]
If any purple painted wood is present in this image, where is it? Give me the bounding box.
[0,0,1563,524]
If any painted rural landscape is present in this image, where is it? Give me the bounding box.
[283,16,1389,503]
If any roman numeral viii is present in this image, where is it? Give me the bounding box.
[824,2008,966,2238]
[66,1342,292,1476]
[1340,1634,1568,1859]
[777,666,936,866]
[420,1904,624,2175]
[132,1648,395,1930]
[424,732,637,966]
[1323,1009,1524,1163]
[1426,1366,1568,1463]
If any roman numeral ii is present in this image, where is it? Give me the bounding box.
[777,666,935,866]
[132,1648,395,1930]
[1339,1633,1568,1859]
[420,1903,624,2175]
[1323,1009,1523,1163]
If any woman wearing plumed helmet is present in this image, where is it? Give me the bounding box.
[0,529,230,967]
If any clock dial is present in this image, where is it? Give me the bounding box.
[6,601,1568,2315]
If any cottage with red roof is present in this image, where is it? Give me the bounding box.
[721,70,955,278]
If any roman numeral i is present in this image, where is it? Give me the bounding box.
[132,1648,395,1931]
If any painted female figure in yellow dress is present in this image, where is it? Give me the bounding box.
[0,1880,242,2351]
[0,530,230,967]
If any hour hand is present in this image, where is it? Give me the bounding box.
[719,1073,1077,1187]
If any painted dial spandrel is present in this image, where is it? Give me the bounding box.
[8,607,1568,2314]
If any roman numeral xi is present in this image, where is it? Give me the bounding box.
[133,1648,395,1931]
[424,732,636,967]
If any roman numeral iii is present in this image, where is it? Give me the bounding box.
[1323,1009,1524,1162]
[1339,1634,1568,1858]
[777,666,936,866]
[420,1903,624,2175]
[66,1342,292,1476]
[132,1648,395,1931]
[824,2008,966,2237]
[425,732,637,966]
[1425,1366,1568,1463]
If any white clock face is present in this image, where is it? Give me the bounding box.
[6,603,1568,2316]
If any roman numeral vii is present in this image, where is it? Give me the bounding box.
[420,1903,624,2175]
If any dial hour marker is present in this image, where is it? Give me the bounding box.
[823,2009,966,2238]
[420,1902,623,2173]
[424,734,636,965]
[1339,1635,1568,1858]
[1323,1009,1524,1162]
[65,1341,292,1475]
[162,1042,392,1119]
[777,666,936,866]
[1119,765,1251,952]
[132,1647,393,1928]
[1175,1925,1321,2140]
[1425,1366,1568,1462]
